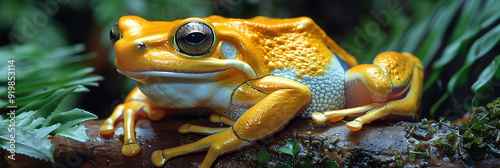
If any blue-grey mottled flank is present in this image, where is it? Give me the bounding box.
[271,55,346,118]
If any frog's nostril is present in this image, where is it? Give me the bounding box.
[137,42,147,49]
[110,23,121,44]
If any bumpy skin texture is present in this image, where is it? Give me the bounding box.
[99,15,424,168]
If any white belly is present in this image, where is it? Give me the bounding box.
[137,76,235,109]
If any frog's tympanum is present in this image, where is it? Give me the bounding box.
[100,15,424,167]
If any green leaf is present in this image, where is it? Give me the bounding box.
[5,89,57,108]
[432,138,457,156]
[449,0,482,42]
[0,125,55,162]
[27,124,60,139]
[432,24,500,114]
[301,163,313,168]
[6,111,36,125]
[415,141,426,151]
[394,151,402,159]
[62,67,96,80]
[0,99,6,109]
[43,108,97,128]
[446,132,458,141]
[409,150,429,158]
[274,161,293,168]
[451,24,500,89]
[62,75,103,88]
[278,140,300,157]
[327,161,339,168]
[394,152,404,167]
[34,44,85,60]
[400,0,444,53]
[11,111,46,131]
[0,44,89,83]
[9,84,92,108]
[424,29,478,91]
[55,125,90,142]
[0,37,100,163]
[16,86,78,117]
[12,67,101,95]
[471,55,500,106]
[479,0,500,27]
[21,118,45,131]
[415,0,463,67]
[437,117,450,126]
[465,24,500,65]
[424,0,500,93]
[257,151,272,164]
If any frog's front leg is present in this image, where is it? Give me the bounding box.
[151,76,311,168]
[312,51,423,131]
[99,87,166,157]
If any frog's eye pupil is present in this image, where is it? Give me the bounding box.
[175,21,215,56]
[185,32,206,44]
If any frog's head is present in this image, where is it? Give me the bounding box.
[109,16,259,82]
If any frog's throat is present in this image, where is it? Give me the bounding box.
[118,60,258,80]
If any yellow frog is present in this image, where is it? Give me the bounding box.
[100,15,423,167]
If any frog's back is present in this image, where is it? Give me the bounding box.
[207,16,353,117]
[207,16,357,76]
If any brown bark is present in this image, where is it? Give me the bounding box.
[2,117,499,168]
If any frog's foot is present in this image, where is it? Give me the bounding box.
[99,89,167,157]
[99,102,146,157]
[178,113,235,135]
[152,129,251,167]
[312,52,424,131]
[311,104,379,124]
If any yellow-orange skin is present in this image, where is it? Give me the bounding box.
[114,15,358,79]
[99,15,424,168]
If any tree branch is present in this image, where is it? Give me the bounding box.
[3,117,499,167]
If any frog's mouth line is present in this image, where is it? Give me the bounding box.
[118,68,232,80]
[117,60,258,80]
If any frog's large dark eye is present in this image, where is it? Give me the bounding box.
[174,21,215,56]
[110,23,121,44]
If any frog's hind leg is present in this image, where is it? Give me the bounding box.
[178,113,235,134]
[312,52,423,131]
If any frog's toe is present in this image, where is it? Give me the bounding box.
[122,143,141,157]
[209,112,235,125]
[178,123,228,135]
[328,116,345,123]
[148,109,166,121]
[345,120,362,131]
[178,123,192,134]
[151,150,167,167]
[311,112,345,124]
[99,123,115,136]
[311,112,327,124]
